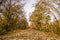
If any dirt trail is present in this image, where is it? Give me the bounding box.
[0,29,60,40]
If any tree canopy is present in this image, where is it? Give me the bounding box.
[0,0,28,35]
[30,0,60,35]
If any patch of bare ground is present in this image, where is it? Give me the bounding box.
[0,29,60,40]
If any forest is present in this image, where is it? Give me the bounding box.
[0,0,60,40]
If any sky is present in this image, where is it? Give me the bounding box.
[23,0,39,24]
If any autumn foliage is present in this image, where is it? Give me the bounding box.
[30,0,60,35]
[0,0,28,35]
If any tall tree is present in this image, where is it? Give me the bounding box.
[30,0,60,34]
[30,0,50,30]
[0,0,28,35]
